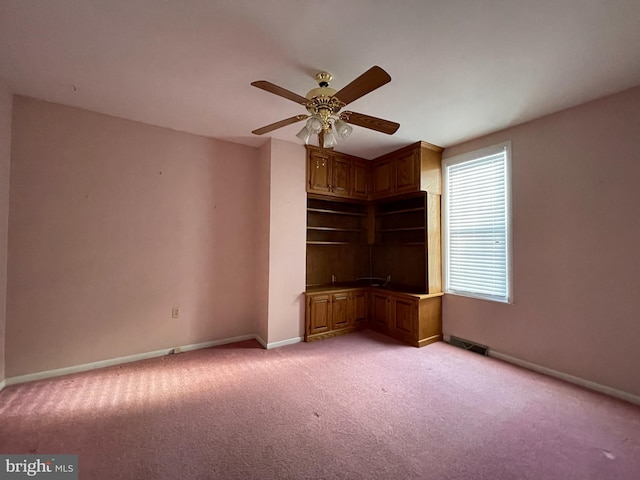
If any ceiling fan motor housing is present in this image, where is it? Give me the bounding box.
[305,72,345,128]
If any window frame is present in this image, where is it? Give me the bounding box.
[442,141,513,304]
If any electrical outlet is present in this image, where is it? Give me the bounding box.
[172,307,180,318]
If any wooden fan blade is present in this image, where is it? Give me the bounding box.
[252,115,308,135]
[251,81,309,105]
[333,66,391,106]
[341,111,399,135]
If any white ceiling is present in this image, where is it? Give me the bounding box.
[1,0,640,159]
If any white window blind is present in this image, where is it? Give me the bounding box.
[443,142,511,303]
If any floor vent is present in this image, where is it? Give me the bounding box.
[448,336,489,356]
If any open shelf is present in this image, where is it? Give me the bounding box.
[375,194,426,246]
[307,191,440,295]
[307,197,368,245]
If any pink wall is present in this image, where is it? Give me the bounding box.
[255,141,271,343]
[0,79,12,383]
[442,85,640,397]
[266,139,307,345]
[7,97,261,377]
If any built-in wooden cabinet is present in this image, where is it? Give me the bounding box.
[306,146,369,200]
[305,140,443,347]
[307,141,442,201]
[366,290,442,347]
[306,288,442,347]
[371,141,443,199]
[307,147,350,196]
[305,288,369,342]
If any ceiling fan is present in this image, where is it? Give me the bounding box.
[251,66,400,149]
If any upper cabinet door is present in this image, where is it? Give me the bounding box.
[395,150,420,194]
[331,155,351,196]
[306,141,442,200]
[351,159,369,200]
[372,159,395,197]
[307,150,331,194]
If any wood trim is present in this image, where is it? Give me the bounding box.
[305,325,364,342]
[417,334,442,348]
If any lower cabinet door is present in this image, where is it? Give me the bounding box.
[352,290,369,326]
[371,293,390,330]
[331,293,350,329]
[307,294,331,335]
[393,296,418,337]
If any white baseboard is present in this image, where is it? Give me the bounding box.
[489,350,640,406]
[443,335,640,406]
[254,334,268,349]
[266,336,302,349]
[4,333,266,388]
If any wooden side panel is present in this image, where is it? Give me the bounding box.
[419,143,443,195]
[417,296,442,347]
[426,193,442,293]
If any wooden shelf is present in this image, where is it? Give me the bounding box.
[307,241,368,245]
[378,227,424,232]
[308,208,367,217]
[377,207,424,216]
[307,197,369,250]
[374,241,425,246]
[308,227,365,232]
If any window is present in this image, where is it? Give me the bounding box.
[443,142,512,303]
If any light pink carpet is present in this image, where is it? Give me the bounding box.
[1,330,639,479]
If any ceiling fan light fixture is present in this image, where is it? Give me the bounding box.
[322,128,338,149]
[306,115,323,134]
[333,118,353,140]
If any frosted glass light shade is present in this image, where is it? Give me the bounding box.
[306,115,323,134]
[323,129,337,148]
[334,119,353,139]
[296,125,311,144]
